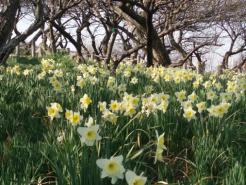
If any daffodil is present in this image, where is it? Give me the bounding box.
[102,110,118,124]
[125,170,147,185]
[41,59,55,71]
[181,101,193,109]
[80,94,92,111]
[54,69,63,77]
[206,90,217,101]
[155,133,167,163]
[164,74,171,81]
[98,101,107,112]
[175,90,187,102]
[124,105,137,117]
[57,131,65,143]
[193,80,200,89]
[47,103,63,121]
[71,85,75,93]
[23,69,32,76]
[203,81,212,89]
[130,77,138,84]
[85,116,94,127]
[77,77,86,88]
[208,102,231,118]
[77,124,101,146]
[220,92,232,102]
[107,76,116,89]
[183,107,196,121]
[96,155,125,184]
[65,109,73,120]
[196,102,206,113]
[70,112,82,125]
[109,100,120,113]
[188,92,198,102]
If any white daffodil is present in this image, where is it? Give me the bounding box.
[85,116,94,127]
[77,125,101,146]
[183,107,196,121]
[125,170,147,185]
[96,155,125,184]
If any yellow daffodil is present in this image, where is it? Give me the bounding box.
[80,94,92,111]
[70,112,81,125]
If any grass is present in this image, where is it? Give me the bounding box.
[0,55,245,185]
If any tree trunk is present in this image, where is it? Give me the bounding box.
[112,4,171,66]
[222,52,230,69]
[15,44,20,58]
[105,32,117,67]
[152,30,171,66]
[31,40,36,57]
[146,10,153,67]
[0,0,20,49]
[0,0,20,64]
[49,23,57,54]
[195,52,205,74]
[99,30,112,57]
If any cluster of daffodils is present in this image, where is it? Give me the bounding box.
[97,92,171,124]
[98,93,140,124]
[41,58,55,72]
[173,85,236,120]
[6,65,21,75]
[98,101,118,124]
[53,69,64,78]
[47,94,93,124]
[37,71,47,80]
[46,103,63,121]
[148,67,196,84]
[23,69,33,76]
[207,102,231,118]
[119,93,140,117]
[76,64,99,86]
[141,93,170,116]
[96,155,147,185]
[106,76,128,94]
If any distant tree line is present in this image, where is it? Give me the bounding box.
[0,0,246,72]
